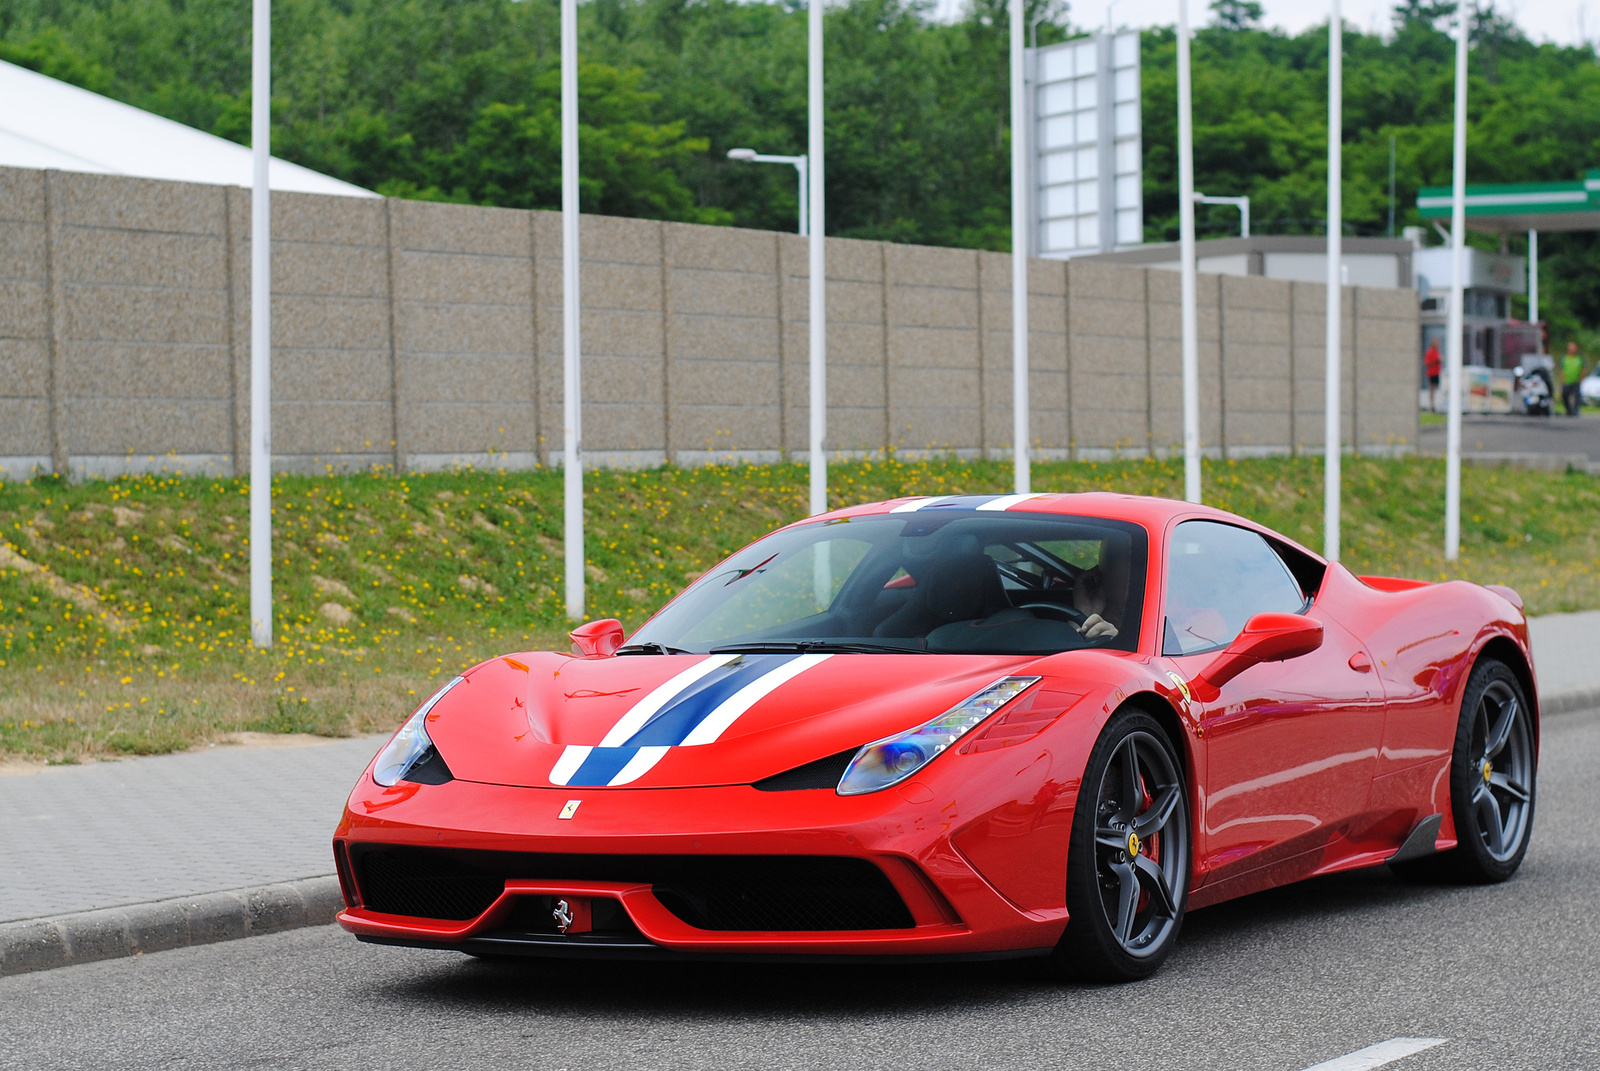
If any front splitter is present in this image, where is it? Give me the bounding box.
[357,930,1054,965]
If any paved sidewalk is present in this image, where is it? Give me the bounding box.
[1526,610,1600,698]
[0,735,381,924]
[2,609,1599,974]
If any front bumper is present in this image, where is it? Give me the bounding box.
[334,773,1073,959]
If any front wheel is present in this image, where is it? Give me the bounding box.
[1048,708,1191,982]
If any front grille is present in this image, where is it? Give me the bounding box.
[347,847,914,931]
[355,847,505,920]
[651,856,913,930]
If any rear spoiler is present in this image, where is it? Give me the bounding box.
[1357,575,1431,593]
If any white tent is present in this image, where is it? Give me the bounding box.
[0,59,375,197]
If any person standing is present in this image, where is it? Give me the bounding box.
[1424,338,1442,412]
[1562,341,1584,417]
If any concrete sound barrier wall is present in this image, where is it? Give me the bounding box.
[0,165,1418,479]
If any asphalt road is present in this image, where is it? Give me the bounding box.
[5,710,1600,1071]
[1418,411,1600,464]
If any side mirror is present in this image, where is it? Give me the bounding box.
[569,618,625,658]
[1199,612,1323,689]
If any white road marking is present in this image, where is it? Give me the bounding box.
[1298,1038,1448,1071]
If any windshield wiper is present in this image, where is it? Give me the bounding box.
[615,642,693,655]
[708,640,923,655]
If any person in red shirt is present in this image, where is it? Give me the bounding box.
[1424,339,1442,412]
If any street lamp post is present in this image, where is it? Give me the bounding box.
[1193,192,1250,238]
[1176,0,1201,504]
[1325,0,1343,563]
[807,0,826,520]
[1443,5,1469,561]
[249,0,272,647]
[561,0,584,619]
[726,149,809,236]
[1010,0,1029,495]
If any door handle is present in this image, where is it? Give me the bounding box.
[1348,651,1372,673]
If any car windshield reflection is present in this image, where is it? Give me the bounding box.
[625,512,1147,656]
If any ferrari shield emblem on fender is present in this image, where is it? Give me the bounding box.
[559,799,581,819]
[1166,671,1191,703]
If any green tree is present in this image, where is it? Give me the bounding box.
[1,0,1597,340]
[425,63,727,222]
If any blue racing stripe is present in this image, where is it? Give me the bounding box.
[622,654,797,746]
[920,494,1001,510]
[566,746,642,787]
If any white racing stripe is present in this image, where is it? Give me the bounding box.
[597,653,739,747]
[975,492,1046,511]
[548,745,592,786]
[679,653,833,746]
[607,745,672,785]
[1298,1038,1448,1071]
[889,496,951,513]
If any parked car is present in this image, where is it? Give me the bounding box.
[1580,366,1600,407]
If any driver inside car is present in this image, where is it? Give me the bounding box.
[1072,538,1130,640]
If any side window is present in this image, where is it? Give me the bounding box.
[1163,521,1308,656]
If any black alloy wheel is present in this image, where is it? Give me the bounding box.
[1051,708,1190,982]
[1394,658,1536,884]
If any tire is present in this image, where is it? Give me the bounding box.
[1047,708,1191,983]
[1393,658,1536,884]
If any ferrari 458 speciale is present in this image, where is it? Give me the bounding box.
[333,492,1537,980]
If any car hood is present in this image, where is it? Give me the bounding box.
[420,649,1066,790]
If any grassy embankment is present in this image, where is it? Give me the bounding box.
[3,455,1597,762]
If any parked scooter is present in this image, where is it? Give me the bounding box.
[1515,365,1553,416]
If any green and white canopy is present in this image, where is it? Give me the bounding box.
[1417,171,1600,233]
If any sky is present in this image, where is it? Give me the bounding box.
[931,0,1600,47]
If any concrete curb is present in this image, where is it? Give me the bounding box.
[0,876,341,977]
[1459,451,1595,475]
[1542,686,1600,718]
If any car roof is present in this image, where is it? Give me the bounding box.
[798,491,1327,565]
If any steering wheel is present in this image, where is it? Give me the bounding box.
[1018,602,1088,626]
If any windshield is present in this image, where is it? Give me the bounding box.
[626,512,1148,655]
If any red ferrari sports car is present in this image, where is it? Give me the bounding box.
[332,492,1538,981]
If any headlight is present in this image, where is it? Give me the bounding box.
[836,676,1040,796]
[372,676,463,787]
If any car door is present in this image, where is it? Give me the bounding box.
[1160,520,1385,886]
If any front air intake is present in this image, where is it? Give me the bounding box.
[354,847,505,920]
[347,847,914,931]
[650,855,913,931]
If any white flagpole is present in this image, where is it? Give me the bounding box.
[808,0,827,516]
[1444,6,1468,561]
[1324,1,1342,561]
[561,0,585,618]
[1176,0,1200,503]
[1009,0,1030,495]
[249,0,272,647]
